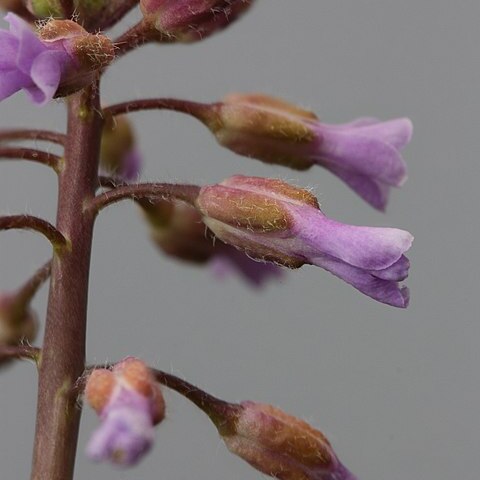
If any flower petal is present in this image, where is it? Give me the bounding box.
[326,163,391,211]
[26,50,64,105]
[315,127,408,186]
[293,207,413,271]
[314,254,410,308]
[0,68,30,101]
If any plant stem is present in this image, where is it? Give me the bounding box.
[0,345,40,364]
[0,147,62,171]
[0,215,67,248]
[0,129,66,145]
[30,85,103,480]
[88,182,200,214]
[104,98,211,122]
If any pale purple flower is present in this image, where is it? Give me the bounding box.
[86,395,155,467]
[0,13,113,105]
[0,14,74,104]
[204,94,413,211]
[85,358,165,467]
[196,175,414,308]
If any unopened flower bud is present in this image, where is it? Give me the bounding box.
[0,14,114,105]
[219,401,357,480]
[140,0,255,43]
[139,198,284,286]
[197,175,413,307]
[85,357,165,466]
[100,115,142,181]
[200,93,412,210]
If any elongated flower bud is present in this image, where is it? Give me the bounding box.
[220,401,357,480]
[85,357,165,466]
[140,0,255,43]
[196,175,413,307]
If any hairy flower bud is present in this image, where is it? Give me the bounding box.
[85,357,165,466]
[140,0,255,43]
[213,401,357,480]
[197,175,413,307]
[200,93,412,210]
[0,14,114,105]
[100,115,142,181]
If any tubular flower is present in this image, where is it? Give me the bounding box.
[212,401,357,480]
[85,357,165,467]
[0,13,114,105]
[196,175,413,307]
[199,93,413,211]
[140,0,255,43]
[139,198,284,287]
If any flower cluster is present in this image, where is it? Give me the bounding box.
[85,358,165,466]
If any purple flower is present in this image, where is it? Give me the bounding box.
[201,94,412,211]
[85,358,165,467]
[0,13,114,105]
[196,175,414,308]
[86,392,155,466]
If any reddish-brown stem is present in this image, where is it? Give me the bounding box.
[31,85,104,480]
[113,20,169,58]
[0,215,67,249]
[152,369,241,424]
[0,147,62,171]
[87,182,201,214]
[0,129,66,146]
[0,344,40,364]
[103,98,211,122]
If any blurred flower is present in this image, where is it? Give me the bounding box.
[196,175,413,307]
[140,0,255,43]
[139,198,284,287]
[100,115,142,181]
[85,357,165,467]
[0,14,114,105]
[0,292,38,353]
[198,93,412,210]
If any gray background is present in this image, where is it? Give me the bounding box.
[1,1,479,479]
